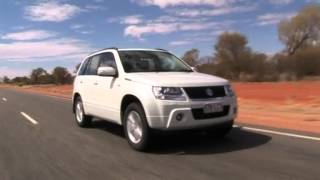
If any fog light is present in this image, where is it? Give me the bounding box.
[176,113,184,121]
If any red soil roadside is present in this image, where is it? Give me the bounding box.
[2,82,319,134]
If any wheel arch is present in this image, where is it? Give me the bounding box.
[121,94,145,124]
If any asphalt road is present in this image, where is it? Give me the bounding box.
[0,88,319,180]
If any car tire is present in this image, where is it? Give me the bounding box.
[206,120,234,138]
[74,97,92,127]
[123,103,150,151]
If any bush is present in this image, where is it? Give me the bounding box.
[274,47,320,79]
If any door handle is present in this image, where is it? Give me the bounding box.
[94,82,99,85]
[80,81,83,84]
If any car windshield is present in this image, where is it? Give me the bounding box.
[118,50,193,73]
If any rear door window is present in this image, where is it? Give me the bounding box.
[78,58,90,75]
[85,55,100,75]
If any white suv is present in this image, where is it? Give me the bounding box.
[73,48,237,151]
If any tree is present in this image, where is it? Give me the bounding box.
[38,74,54,84]
[52,67,72,85]
[214,32,251,79]
[11,76,30,86]
[278,4,320,55]
[3,76,10,83]
[30,68,48,84]
[199,56,214,64]
[181,48,200,66]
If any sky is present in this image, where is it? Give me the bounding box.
[0,0,318,78]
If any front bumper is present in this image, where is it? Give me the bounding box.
[146,97,237,130]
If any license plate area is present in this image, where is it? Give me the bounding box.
[203,103,223,114]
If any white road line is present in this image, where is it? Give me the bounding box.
[234,125,320,141]
[20,112,39,125]
[2,97,7,102]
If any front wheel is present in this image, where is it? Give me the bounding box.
[74,97,92,127]
[123,103,151,151]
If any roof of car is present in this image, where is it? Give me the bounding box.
[87,48,168,58]
[118,48,167,51]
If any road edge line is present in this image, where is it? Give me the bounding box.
[234,125,320,141]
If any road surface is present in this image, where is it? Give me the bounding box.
[0,88,319,180]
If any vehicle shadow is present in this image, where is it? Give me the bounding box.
[89,119,272,155]
[89,119,125,138]
[149,128,272,155]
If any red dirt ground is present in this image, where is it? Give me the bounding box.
[234,82,320,105]
[233,82,320,134]
[2,82,320,134]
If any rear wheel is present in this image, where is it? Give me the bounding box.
[74,97,92,127]
[123,103,150,151]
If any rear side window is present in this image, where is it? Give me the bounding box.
[85,55,100,75]
[99,52,117,70]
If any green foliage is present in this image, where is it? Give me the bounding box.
[278,4,320,55]
[7,66,73,86]
[11,76,30,85]
[52,67,73,85]
[30,68,48,84]
[212,32,271,81]
[194,5,320,82]
[39,74,54,84]
[275,47,320,79]
[3,76,10,83]
[6,4,320,84]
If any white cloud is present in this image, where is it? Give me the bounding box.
[170,5,257,17]
[122,15,143,25]
[269,0,293,5]
[1,30,56,41]
[116,14,233,39]
[170,30,224,46]
[132,0,237,8]
[183,30,226,38]
[79,30,94,34]
[84,5,107,11]
[70,24,94,35]
[0,38,92,60]
[125,23,175,38]
[25,2,82,22]
[108,15,143,25]
[256,12,296,26]
[70,24,85,29]
[124,22,218,38]
[169,40,192,46]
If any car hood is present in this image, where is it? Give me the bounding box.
[125,72,229,87]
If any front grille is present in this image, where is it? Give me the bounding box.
[184,86,226,100]
[192,106,230,120]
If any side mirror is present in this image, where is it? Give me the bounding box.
[97,66,117,77]
[191,67,198,72]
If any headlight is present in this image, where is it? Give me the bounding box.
[225,85,235,97]
[152,87,186,101]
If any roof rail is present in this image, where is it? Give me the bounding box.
[105,47,118,50]
[89,47,118,56]
[155,48,168,51]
